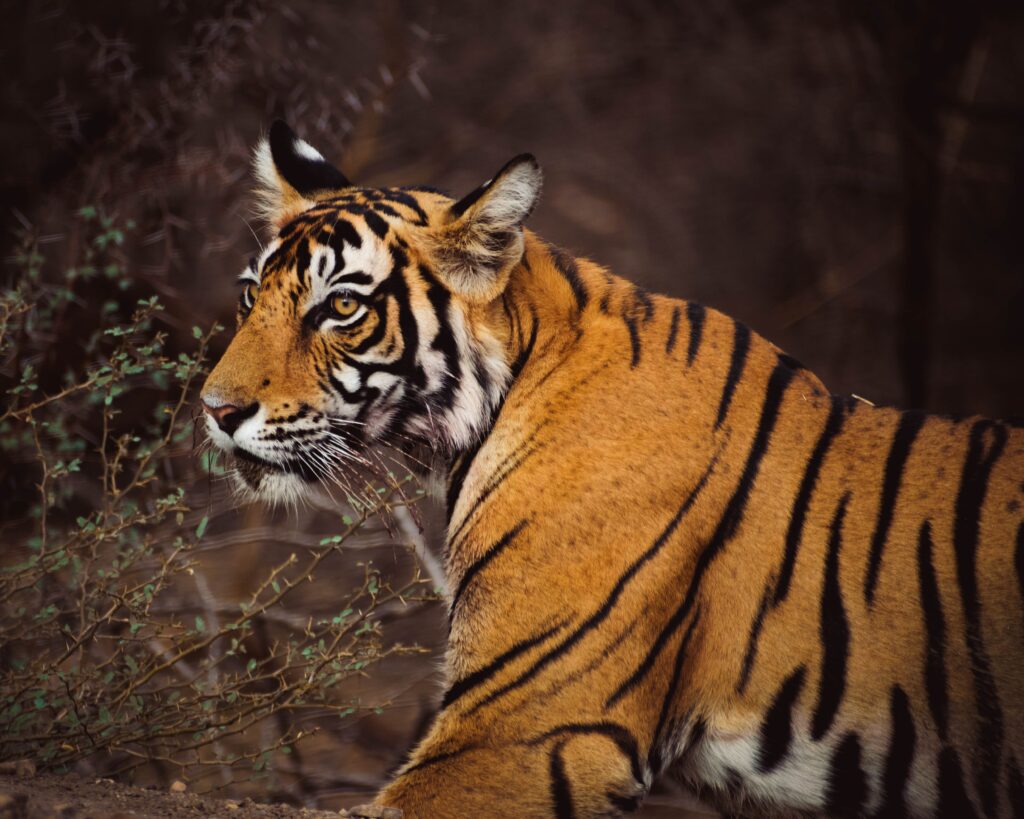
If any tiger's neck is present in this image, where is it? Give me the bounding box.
[446,230,834,532]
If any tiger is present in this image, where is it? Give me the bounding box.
[200,120,1024,819]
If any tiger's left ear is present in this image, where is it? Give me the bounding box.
[253,120,351,228]
[427,154,542,303]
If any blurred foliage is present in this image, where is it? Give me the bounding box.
[0,209,431,784]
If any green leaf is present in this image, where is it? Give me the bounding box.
[195,615,205,633]
[192,325,203,339]
[195,516,209,539]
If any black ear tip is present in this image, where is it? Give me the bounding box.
[500,153,540,176]
[268,120,297,160]
[510,153,539,169]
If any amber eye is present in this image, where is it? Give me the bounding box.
[330,293,360,319]
[242,282,258,307]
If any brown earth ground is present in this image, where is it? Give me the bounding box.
[0,772,715,819]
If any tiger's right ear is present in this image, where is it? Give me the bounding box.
[253,120,351,228]
[427,154,542,303]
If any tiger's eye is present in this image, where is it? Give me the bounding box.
[244,282,258,305]
[331,294,360,318]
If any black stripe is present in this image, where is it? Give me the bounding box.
[419,263,460,409]
[875,685,916,819]
[348,306,390,354]
[774,396,848,606]
[509,306,539,380]
[737,582,772,694]
[650,711,700,779]
[647,609,702,772]
[530,325,586,394]
[826,732,868,818]
[362,209,389,238]
[715,321,751,429]
[327,218,363,253]
[372,201,401,219]
[447,442,484,522]
[446,429,545,552]
[685,302,705,366]
[450,519,529,613]
[623,361,796,699]
[401,747,469,776]
[666,306,681,355]
[954,420,1007,815]
[551,245,589,312]
[530,722,643,784]
[812,492,851,741]
[938,747,978,819]
[328,270,375,287]
[549,741,574,819]
[294,239,312,287]
[865,411,926,605]
[623,309,641,368]
[778,352,804,372]
[391,247,422,384]
[442,621,565,707]
[634,285,655,322]
[379,189,429,225]
[757,665,806,772]
[917,520,950,742]
[471,455,719,713]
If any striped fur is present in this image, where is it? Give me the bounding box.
[202,124,1024,818]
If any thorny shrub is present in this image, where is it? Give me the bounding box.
[0,209,432,786]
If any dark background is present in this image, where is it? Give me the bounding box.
[2,1,1023,813]
[4,0,1024,418]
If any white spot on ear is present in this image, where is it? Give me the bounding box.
[293,138,325,163]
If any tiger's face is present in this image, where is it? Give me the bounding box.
[200,122,542,503]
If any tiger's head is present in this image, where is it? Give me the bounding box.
[200,122,542,503]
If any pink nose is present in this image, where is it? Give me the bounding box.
[202,400,257,436]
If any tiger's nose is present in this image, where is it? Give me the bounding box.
[202,400,259,436]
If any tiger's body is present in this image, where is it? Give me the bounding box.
[201,122,1024,818]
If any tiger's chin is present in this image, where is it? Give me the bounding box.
[225,449,335,508]
[226,458,307,507]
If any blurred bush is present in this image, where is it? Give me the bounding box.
[0,209,433,792]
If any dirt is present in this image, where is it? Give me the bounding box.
[0,770,375,819]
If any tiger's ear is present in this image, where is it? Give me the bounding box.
[253,120,351,228]
[428,154,542,303]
